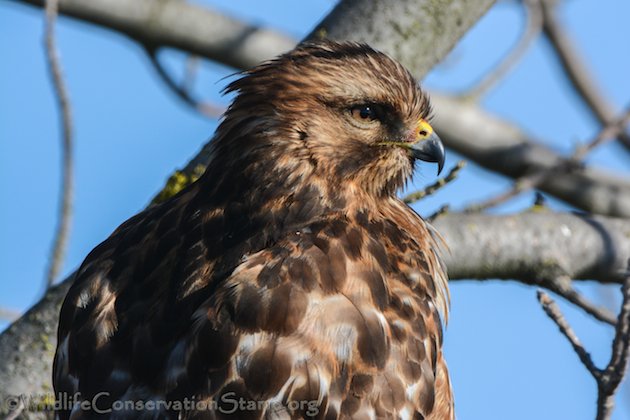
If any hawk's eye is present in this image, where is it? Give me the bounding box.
[352,106,375,120]
[349,104,381,127]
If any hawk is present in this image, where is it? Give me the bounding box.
[53,41,452,419]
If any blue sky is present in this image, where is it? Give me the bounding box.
[1,0,630,418]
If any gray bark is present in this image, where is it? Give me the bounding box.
[434,213,630,284]
[306,0,496,79]
[0,279,73,417]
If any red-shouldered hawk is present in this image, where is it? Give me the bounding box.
[54,41,452,419]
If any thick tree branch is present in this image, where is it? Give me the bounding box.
[0,278,73,418]
[432,213,630,284]
[305,0,496,78]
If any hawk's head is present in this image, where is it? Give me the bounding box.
[213,40,444,199]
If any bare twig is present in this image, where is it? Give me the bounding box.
[537,261,630,420]
[145,46,225,119]
[403,160,466,204]
[572,107,630,160]
[43,0,73,288]
[597,268,630,419]
[464,0,542,99]
[540,0,630,152]
[464,107,630,212]
[544,276,617,326]
[432,93,630,217]
[538,290,600,377]
[427,205,450,222]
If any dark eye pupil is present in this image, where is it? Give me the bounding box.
[359,107,372,119]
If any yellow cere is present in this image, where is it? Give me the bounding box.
[416,119,434,141]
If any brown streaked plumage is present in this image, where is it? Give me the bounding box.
[53,41,452,419]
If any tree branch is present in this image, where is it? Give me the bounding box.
[598,269,630,419]
[538,290,601,376]
[403,160,466,204]
[43,0,74,289]
[432,212,630,284]
[0,278,73,418]
[462,106,630,213]
[9,0,630,218]
[539,0,630,152]
[7,0,297,70]
[464,0,543,99]
[543,276,617,326]
[9,0,498,82]
[431,93,630,217]
[144,46,224,119]
[537,261,630,420]
[305,0,496,79]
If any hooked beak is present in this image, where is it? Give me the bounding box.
[410,131,445,175]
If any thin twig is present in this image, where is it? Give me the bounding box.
[539,0,630,152]
[545,276,617,326]
[403,160,466,204]
[44,0,74,288]
[144,46,225,119]
[571,108,630,161]
[597,269,630,420]
[464,107,630,212]
[537,290,601,378]
[426,205,450,222]
[537,260,630,420]
[464,0,542,99]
